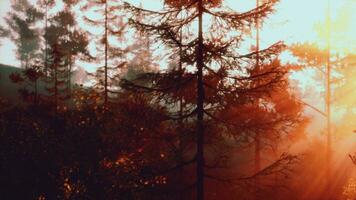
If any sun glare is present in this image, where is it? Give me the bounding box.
[313,0,356,53]
[0,0,356,199]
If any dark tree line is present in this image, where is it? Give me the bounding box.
[0,0,307,199]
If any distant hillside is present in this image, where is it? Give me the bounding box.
[0,64,91,104]
[0,64,47,103]
[0,64,23,102]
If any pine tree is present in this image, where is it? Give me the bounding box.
[125,26,156,81]
[4,0,44,68]
[124,0,302,199]
[81,0,127,106]
[36,0,55,73]
[9,62,44,105]
[3,0,48,106]
[44,1,89,110]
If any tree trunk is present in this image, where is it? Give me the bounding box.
[68,58,72,97]
[254,1,261,197]
[44,0,48,74]
[178,6,184,200]
[254,0,261,171]
[34,78,38,106]
[196,0,205,199]
[54,62,58,115]
[104,0,108,106]
[326,0,332,196]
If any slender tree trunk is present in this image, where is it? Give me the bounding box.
[254,2,261,198]
[63,13,71,98]
[326,0,332,196]
[104,0,108,106]
[196,0,205,199]
[54,62,58,114]
[254,0,261,174]
[34,78,38,106]
[68,58,72,96]
[44,0,48,74]
[146,33,150,62]
[178,4,184,199]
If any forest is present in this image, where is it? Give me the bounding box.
[0,0,355,199]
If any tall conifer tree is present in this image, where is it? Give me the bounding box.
[124,0,302,199]
[4,0,43,68]
[44,1,89,110]
[81,0,127,105]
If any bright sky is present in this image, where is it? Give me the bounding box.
[1,0,355,67]
[0,0,355,112]
[1,0,355,125]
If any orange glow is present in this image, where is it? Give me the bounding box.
[0,0,356,199]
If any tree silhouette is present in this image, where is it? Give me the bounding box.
[81,0,127,106]
[35,0,55,73]
[44,1,90,110]
[4,0,44,68]
[123,0,302,199]
[0,0,314,199]
[9,62,44,105]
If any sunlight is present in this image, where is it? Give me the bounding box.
[0,0,355,199]
[314,0,356,53]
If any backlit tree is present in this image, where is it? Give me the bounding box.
[123,0,302,199]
